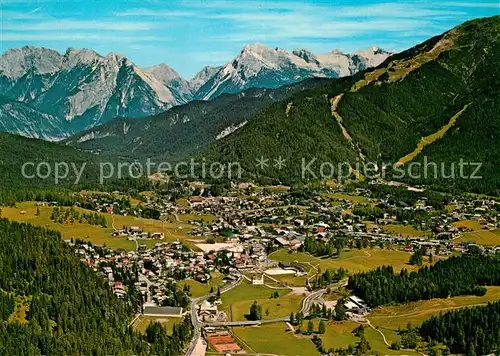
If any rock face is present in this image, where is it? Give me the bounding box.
[0,44,391,140]
[194,44,392,100]
[0,46,193,140]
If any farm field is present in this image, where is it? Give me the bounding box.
[219,281,303,321]
[177,272,226,298]
[233,323,319,356]
[1,201,201,250]
[456,229,500,246]
[269,248,425,274]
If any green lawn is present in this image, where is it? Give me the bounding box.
[178,272,225,298]
[133,316,180,334]
[233,324,319,356]
[321,321,359,350]
[220,281,302,321]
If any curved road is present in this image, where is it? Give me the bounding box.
[185,277,331,355]
[185,275,243,356]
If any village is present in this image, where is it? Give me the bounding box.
[57,181,500,355]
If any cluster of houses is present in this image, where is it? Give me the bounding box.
[111,226,165,240]
[67,240,225,308]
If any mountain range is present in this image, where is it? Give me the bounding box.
[0,16,498,195]
[0,44,391,140]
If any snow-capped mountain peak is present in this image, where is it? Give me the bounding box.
[0,46,196,139]
[195,43,393,100]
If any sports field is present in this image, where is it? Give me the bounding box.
[382,224,433,238]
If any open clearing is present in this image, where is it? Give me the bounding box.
[456,229,500,246]
[1,201,201,250]
[453,219,484,231]
[177,272,226,298]
[269,248,424,274]
[133,315,180,334]
[220,281,303,321]
[312,288,500,354]
[233,323,319,356]
[369,286,500,331]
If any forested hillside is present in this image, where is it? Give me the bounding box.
[201,16,500,194]
[65,79,331,160]
[420,301,500,355]
[0,133,102,187]
[0,219,192,355]
[0,133,157,190]
[347,255,500,307]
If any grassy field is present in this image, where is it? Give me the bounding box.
[267,273,309,287]
[233,323,319,356]
[369,286,500,331]
[321,320,359,350]
[382,224,433,238]
[133,315,181,334]
[1,202,201,251]
[177,272,226,298]
[269,248,424,274]
[456,229,500,246]
[220,281,303,321]
[453,219,484,231]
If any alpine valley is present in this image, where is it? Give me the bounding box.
[0,44,390,140]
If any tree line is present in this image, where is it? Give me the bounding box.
[347,255,500,307]
[50,207,107,227]
[420,301,500,355]
[0,218,192,355]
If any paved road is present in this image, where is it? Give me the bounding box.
[300,289,326,316]
[185,275,243,356]
[186,277,336,355]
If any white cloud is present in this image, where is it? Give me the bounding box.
[439,2,500,8]
[114,9,194,17]
[1,32,168,42]
[2,20,156,31]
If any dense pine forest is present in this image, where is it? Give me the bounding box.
[347,255,500,307]
[0,219,192,355]
[420,301,500,355]
[201,16,500,195]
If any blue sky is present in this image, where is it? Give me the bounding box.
[1,0,498,78]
